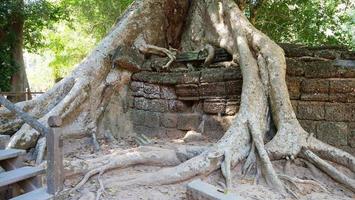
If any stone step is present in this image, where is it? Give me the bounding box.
[10,188,53,200]
[0,166,45,188]
[187,179,240,200]
[0,149,26,162]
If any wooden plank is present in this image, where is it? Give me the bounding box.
[10,188,53,200]
[187,179,240,200]
[0,149,25,161]
[0,167,45,188]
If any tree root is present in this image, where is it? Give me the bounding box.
[302,148,355,193]
[96,172,106,200]
[139,44,177,68]
[278,174,329,193]
[72,146,207,191]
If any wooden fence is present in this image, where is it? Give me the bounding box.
[0,88,44,101]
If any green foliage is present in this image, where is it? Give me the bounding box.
[0,0,22,91]
[0,0,65,91]
[43,0,133,80]
[24,0,67,51]
[254,0,354,48]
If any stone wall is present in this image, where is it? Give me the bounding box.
[126,44,355,154]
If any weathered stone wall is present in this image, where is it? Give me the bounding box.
[126,44,355,154]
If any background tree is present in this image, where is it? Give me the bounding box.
[0,0,64,101]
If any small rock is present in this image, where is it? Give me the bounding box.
[183,130,204,142]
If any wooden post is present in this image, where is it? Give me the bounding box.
[46,116,64,195]
[25,88,29,101]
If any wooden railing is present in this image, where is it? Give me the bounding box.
[0,96,64,196]
[0,88,44,101]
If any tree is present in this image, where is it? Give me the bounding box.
[0,0,64,100]
[0,0,354,198]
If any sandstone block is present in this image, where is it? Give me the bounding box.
[297,101,325,120]
[329,79,355,94]
[225,100,239,115]
[299,120,318,134]
[168,100,191,112]
[161,113,178,128]
[223,67,242,80]
[201,69,224,83]
[187,179,239,200]
[325,103,354,122]
[166,128,185,139]
[176,84,199,97]
[317,122,349,146]
[161,86,177,99]
[177,72,201,84]
[134,98,167,112]
[329,93,355,103]
[304,61,352,78]
[300,93,329,101]
[225,80,242,96]
[143,83,160,99]
[131,110,160,128]
[133,125,165,137]
[287,77,302,99]
[199,82,226,98]
[177,113,202,131]
[286,58,305,76]
[203,99,226,114]
[301,79,329,93]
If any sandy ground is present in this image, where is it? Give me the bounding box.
[60,136,355,200]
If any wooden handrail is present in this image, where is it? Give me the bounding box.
[0,95,49,136]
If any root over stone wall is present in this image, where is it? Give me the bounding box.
[124,44,355,154]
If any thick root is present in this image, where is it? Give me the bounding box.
[302,148,355,193]
[72,146,208,191]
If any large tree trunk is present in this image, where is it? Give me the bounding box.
[0,0,354,196]
[9,0,30,102]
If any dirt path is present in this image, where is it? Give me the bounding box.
[61,136,354,200]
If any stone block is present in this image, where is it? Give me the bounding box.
[187,179,239,200]
[329,79,355,94]
[300,93,329,101]
[199,82,226,98]
[286,58,305,76]
[203,115,228,139]
[223,67,242,80]
[299,120,317,134]
[168,100,191,112]
[287,77,302,99]
[133,125,165,137]
[166,128,185,139]
[177,72,201,84]
[203,99,226,114]
[297,101,325,120]
[134,98,168,112]
[161,86,177,99]
[130,81,145,97]
[225,81,242,96]
[176,84,199,97]
[329,93,355,103]
[317,122,349,146]
[143,83,160,99]
[161,113,178,128]
[177,113,202,131]
[301,79,329,94]
[131,110,160,128]
[201,69,225,83]
[304,61,352,78]
[315,50,338,60]
[325,103,354,122]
